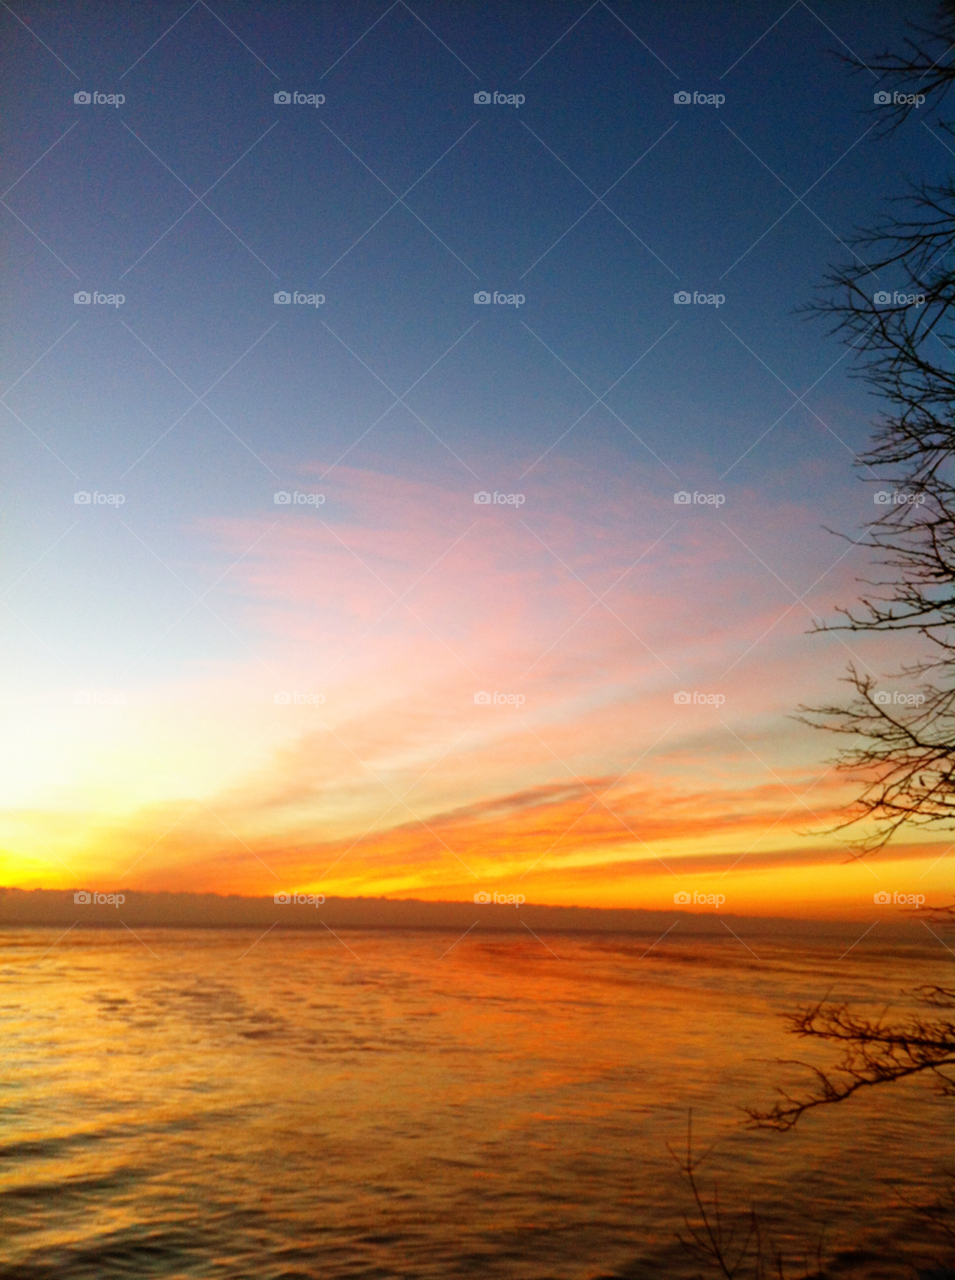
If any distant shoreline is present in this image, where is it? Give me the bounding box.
[0,887,934,938]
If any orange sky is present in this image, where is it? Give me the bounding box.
[3,463,952,918]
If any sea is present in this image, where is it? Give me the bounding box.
[1,926,953,1278]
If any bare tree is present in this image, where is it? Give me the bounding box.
[801,2,955,851]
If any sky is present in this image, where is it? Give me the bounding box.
[2,0,952,920]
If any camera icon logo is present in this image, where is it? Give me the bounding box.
[274,491,292,504]
[674,291,691,304]
[674,91,691,104]
[74,291,91,304]
[274,691,292,704]
[474,890,492,903]
[474,491,492,504]
[873,291,891,305]
[674,491,691,504]
[274,291,291,304]
[873,91,891,105]
[274,891,292,903]
[74,891,92,903]
[674,691,690,704]
[274,91,291,104]
[74,91,91,104]
[474,91,491,104]
[74,491,91,504]
[673,890,691,904]
[873,490,891,504]
[874,690,890,705]
[474,291,491,304]
[474,691,491,704]
[873,890,891,904]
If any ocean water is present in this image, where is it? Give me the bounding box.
[1,926,953,1278]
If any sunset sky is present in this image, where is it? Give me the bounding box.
[3,0,951,919]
